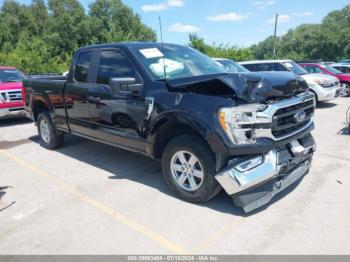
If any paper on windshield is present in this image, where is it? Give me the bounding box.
[139,48,164,59]
[149,58,184,77]
[284,62,293,68]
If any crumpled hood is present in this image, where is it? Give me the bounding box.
[167,72,308,103]
[302,73,338,83]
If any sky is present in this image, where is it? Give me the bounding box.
[7,0,350,46]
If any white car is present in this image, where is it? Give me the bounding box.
[239,60,341,102]
[213,58,250,73]
[330,63,350,74]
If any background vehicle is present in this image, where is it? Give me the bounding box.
[240,60,341,103]
[331,63,350,74]
[24,43,316,212]
[0,66,26,119]
[299,62,350,96]
[339,60,350,64]
[213,58,249,73]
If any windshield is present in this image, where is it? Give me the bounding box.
[0,69,25,83]
[131,45,226,80]
[282,61,308,75]
[324,65,343,74]
[216,59,249,73]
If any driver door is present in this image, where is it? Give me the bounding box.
[88,48,148,153]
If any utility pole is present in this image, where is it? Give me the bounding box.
[273,13,279,60]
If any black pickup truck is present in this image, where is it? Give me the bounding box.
[24,42,316,212]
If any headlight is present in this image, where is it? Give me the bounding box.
[313,79,334,88]
[219,104,267,144]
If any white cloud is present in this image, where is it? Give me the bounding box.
[253,0,276,10]
[169,23,202,33]
[141,4,168,12]
[207,12,250,22]
[267,11,313,23]
[142,1,184,12]
[293,11,313,17]
[268,14,290,24]
[168,0,184,7]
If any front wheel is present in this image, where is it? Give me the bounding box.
[37,111,64,149]
[162,135,221,203]
[340,84,350,97]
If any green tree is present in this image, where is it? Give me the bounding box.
[89,0,156,43]
[189,34,253,61]
[252,4,350,61]
[0,0,157,74]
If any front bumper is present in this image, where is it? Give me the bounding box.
[215,134,315,212]
[0,107,26,118]
[316,86,340,101]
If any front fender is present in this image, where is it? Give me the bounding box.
[148,111,229,158]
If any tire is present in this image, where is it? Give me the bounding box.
[37,111,64,149]
[310,90,318,104]
[162,134,221,203]
[340,84,350,97]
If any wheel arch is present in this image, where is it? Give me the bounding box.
[150,114,213,160]
[31,95,52,122]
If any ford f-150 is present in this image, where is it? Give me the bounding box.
[23,43,316,212]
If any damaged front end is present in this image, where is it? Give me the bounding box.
[215,91,316,213]
[167,71,309,103]
[169,72,316,212]
[216,134,315,213]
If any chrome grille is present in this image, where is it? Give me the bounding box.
[272,100,314,139]
[0,90,22,102]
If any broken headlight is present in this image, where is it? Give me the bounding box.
[219,104,267,144]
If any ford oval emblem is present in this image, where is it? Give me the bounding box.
[294,111,307,123]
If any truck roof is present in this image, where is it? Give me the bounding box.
[76,42,182,52]
[213,58,231,61]
[239,60,292,65]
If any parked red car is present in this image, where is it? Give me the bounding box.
[0,66,26,119]
[299,63,350,96]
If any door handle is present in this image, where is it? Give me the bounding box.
[88,96,101,103]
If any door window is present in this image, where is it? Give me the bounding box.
[74,52,93,83]
[304,65,323,73]
[97,50,137,85]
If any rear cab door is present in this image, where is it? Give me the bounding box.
[64,49,99,136]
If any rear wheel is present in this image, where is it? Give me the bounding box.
[162,135,221,203]
[37,111,64,149]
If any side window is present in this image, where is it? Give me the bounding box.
[276,63,289,71]
[243,64,256,71]
[97,50,137,85]
[255,64,268,71]
[308,66,322,73]
[74,52,93,83]
[265,63,277,71]
[303,66,313,73]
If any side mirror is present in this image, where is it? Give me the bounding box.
[109,77,142,95]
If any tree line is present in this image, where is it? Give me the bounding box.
[0,1,349,73]
[0,0,156,73]
[191,4,350,62]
